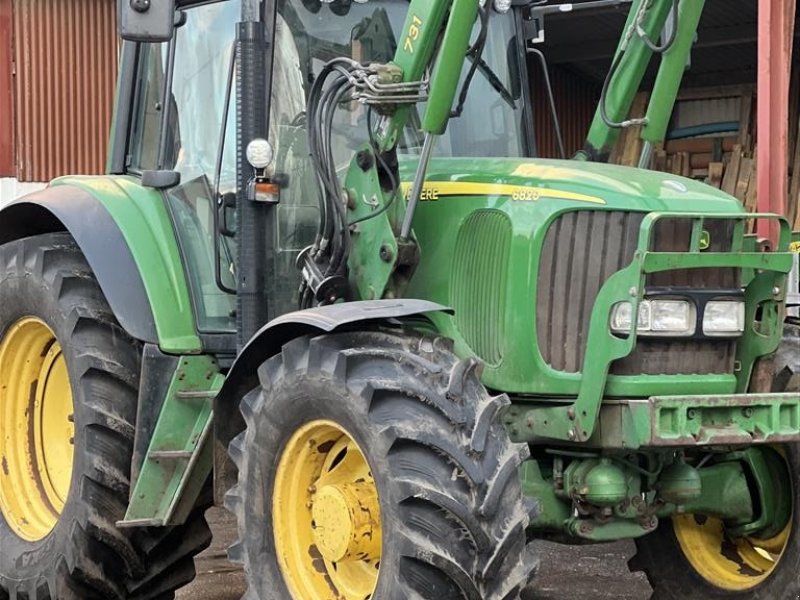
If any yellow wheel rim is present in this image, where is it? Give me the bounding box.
[673,457,793,593]
[274,420,381,600]
[0,317,75,542]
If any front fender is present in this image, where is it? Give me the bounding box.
[212,299,452,503]
[219,299,453,400]
[0,176,201,353]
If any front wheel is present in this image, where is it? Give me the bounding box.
[226,330,538,600]
[629,327,800,599]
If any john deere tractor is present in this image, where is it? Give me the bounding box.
[1,0,798,598]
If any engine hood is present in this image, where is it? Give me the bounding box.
[399,156,744,214]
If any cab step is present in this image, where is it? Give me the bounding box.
[117,355,222,529]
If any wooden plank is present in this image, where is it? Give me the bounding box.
[675,84,755,102]
[746,161,759,233]
[788,65,799,171]
[792,188,800,231]
[745,160,758,213]
[794,184,800,230]
[609,125,626,165]
[680,152,691,178]
[737,92,754,150]
[664,137,738,155]
[735,157,754,202]
[669,153,680,175]
[794,198,800,231]
[614,92,648,167]
[722,145,744,196]
[789,98,800,228]
[690,153,712,169]
[653,149,668,172]
[707,162,724,188]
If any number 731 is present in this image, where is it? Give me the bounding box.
[403,15,423,53]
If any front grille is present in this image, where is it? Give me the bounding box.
[451,209,512,366]
[536,210,739,375]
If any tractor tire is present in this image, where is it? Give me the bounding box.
[628,328,800,599]
[226,330,538,600]
[0,233,211,600]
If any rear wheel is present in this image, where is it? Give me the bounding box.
[629,329,800,599]
[226,330,538,600]
[0,233,211,599]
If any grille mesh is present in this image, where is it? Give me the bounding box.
[451,210,512,366]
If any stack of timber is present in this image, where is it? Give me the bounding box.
[612,77,800,231]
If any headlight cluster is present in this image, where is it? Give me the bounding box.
[610,298,745,338]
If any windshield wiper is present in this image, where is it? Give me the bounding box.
[451,8,516,118]
[470,53,516,109]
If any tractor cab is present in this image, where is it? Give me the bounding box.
[116,0,530,337]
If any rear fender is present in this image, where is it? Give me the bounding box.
[0,177,201,353]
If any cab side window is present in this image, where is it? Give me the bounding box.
[126,1,240,333]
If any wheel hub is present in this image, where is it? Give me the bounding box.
[312,482,381,562]
[273,419,382,600]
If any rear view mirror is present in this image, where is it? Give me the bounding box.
[118,0,176,42]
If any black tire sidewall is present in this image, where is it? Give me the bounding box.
[0,256,94,581]
[238,372,403,599]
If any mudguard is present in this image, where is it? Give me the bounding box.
[0,177,201,353]
[212,299,453,502]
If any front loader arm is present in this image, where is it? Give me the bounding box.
[580,0,705,165]
[300,0,481,303]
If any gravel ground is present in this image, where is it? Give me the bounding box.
[178,508,653,600]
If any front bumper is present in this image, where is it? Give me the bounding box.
[589,393,800,449]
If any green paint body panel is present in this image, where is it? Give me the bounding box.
[522,452,756,541]
[51,175,201,353]
[420,0,479,135]
[724,447,794,538]
[383,0,452,148]
[673,462,753,522]
[345,147,407,302]
[400,157,793,406]
[121,355,221,527]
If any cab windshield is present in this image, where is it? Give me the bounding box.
[279,0,528,160]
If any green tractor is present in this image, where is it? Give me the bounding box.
[1,0,798,598]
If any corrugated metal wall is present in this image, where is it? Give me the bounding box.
[0,0,13,176]
[530,65,601,159]
[13,0,117,182]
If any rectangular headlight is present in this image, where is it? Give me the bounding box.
[611,299,695,336]
[650,299,695,336]
[610,301,650,333]
[703,300,745,336]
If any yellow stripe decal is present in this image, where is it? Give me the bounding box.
[400,181,605,204]
[790,241,800,253]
